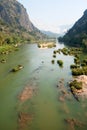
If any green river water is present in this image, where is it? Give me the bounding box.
[0,41,87,130]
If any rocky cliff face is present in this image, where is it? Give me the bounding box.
[0,0,36,31]
[59,10,87,47]
[0,0,46,44]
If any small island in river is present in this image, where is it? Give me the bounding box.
[69,75,87,98]
[37,42,56,49]
[11,65,24,72]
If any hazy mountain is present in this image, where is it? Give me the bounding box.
[41,24,73,38]
[58,10,87,48]
[41,30,59,38]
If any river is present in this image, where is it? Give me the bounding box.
[0,41,87,130]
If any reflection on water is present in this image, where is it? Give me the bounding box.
[0,42,87,130]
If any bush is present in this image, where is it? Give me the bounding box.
[51,60,55,64]
[72,68,84,76]
[69,80,82,90]
[81,63,87,67]
[74,54,80,59]
[53,54,56,58]
[57,60,63,66]
[71,66,87,76]
[81,59,87,66]
[74,58,80,64]
[53,50,57,54]
[61,48,68,55]
[70,64,80,69]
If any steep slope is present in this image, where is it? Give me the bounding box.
[0,0,36,31]
[58,10,87,48]
[0,0,45,45]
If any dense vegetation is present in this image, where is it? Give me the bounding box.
[69,80,82,96]
[0,0,46,53]
[69,80,82,90]
[51,46,87,76]
[58,10,87,50]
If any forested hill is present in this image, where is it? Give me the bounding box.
[0,0,45,45]
[58,10,87,49]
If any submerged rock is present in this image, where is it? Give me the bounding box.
[19,87,34,102]
[18,112,33,129]
[64,118,85,128]
[11,65,24,72]
[0,59,6,63]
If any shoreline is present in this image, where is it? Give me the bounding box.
[75,75,87,97]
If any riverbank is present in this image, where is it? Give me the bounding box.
[0,44,19,54]
[74,75,87,97]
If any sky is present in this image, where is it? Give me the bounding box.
[18,0,87,33]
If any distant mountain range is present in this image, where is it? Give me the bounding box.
[0,0,45,45]
[59,9,87,49]
[41,24,73,38]
[41,30,59,38]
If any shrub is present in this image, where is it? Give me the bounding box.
[61,48,68,55]
[69,80,82,90]
[53,54,56,58]
[57,60,63,66]
[37,44,41,48]
[53,50,57,54]
[81,63,87,67]
[74,54,80,59]
[71,66,87,76]
[83,59,87,64]
[51,60,55,64]
[74,58,80,64]
[71,68,84,76]
[70,64,80,69]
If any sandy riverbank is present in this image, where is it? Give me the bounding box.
[38,42,56,49]
[74,75,87,97]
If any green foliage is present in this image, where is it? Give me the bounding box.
[82,39,87,50]
[71,67,87,76]
[0,32,5,45]
[69,80,82,90]
[0,0,47,48]
[53,54,56,58]
[81,63,87,67]
[82,59,87,64]
[53,50,57,54]
[74,58,80,64]
[57,60,63,67]
[51,60,55,64]
[0,44,15,54]
[70,64,80,69]
[61,48,68,55]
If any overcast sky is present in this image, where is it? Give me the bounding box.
[18,0,87,33]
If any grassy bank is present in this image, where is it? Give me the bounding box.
[0,44,19,54]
